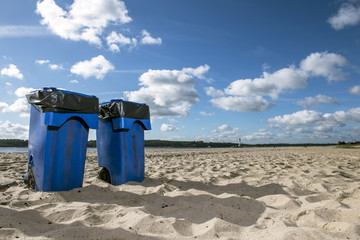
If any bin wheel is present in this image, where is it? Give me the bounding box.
[27,170,35,189]
[99,168,111,183]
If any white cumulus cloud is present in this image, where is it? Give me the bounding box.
[299,52,348,82]
[210,96,273,112]
[204,86,224,97]
[332,108,360,122]
[218,124,233,132]
[35,59,50,65]
[328,1,360,30]
[349,85,360,95]
[70,79,79,84]
[140,30,162,45]
[106,29,162,52]
[183,64,210,81]
[36,59,64,70]
[125,65,209,119]
[49,64,63,70]
[199,111,214,116]
[36,0,131,45]
[268,108,360,130]
[70,55,114,79]
[211,124,241,142]
[1,64,24,79]
[243,108,360,143]
[268,110,324,127]
[0,87,36,118]
[243,129,275,142]
[208,52,349,113]
[160,123,179,132]
[14,87,36,97]
[296,94,338,108]
[106,31,137,52]
[225,66,307,100]
[0,98,30,117]
[0,121,29,139]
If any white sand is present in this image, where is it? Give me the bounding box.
[0,147,359,239]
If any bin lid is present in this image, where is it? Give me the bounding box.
[26,87,99,114]
[99,99,150,120]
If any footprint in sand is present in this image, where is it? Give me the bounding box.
[305,194,330,203]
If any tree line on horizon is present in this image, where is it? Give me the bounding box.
[0,139,29,147]
[0,139,340,148]
[88,140,237,148]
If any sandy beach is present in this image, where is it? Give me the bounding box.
[0,147,359,239]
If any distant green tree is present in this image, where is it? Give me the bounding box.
[0,139,28,147]
[0,139,336,148]
[87,140,97,148]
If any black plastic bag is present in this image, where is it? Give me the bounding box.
[99,100,150,119]
[26,88,99,114]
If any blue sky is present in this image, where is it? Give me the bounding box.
[0,0,360,144]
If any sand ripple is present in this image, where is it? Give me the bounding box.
[0,147,360,239]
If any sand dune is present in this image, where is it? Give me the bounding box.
[0,147,359,239]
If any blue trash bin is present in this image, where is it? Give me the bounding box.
[24,87,99,191]
[96,99,151,185]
